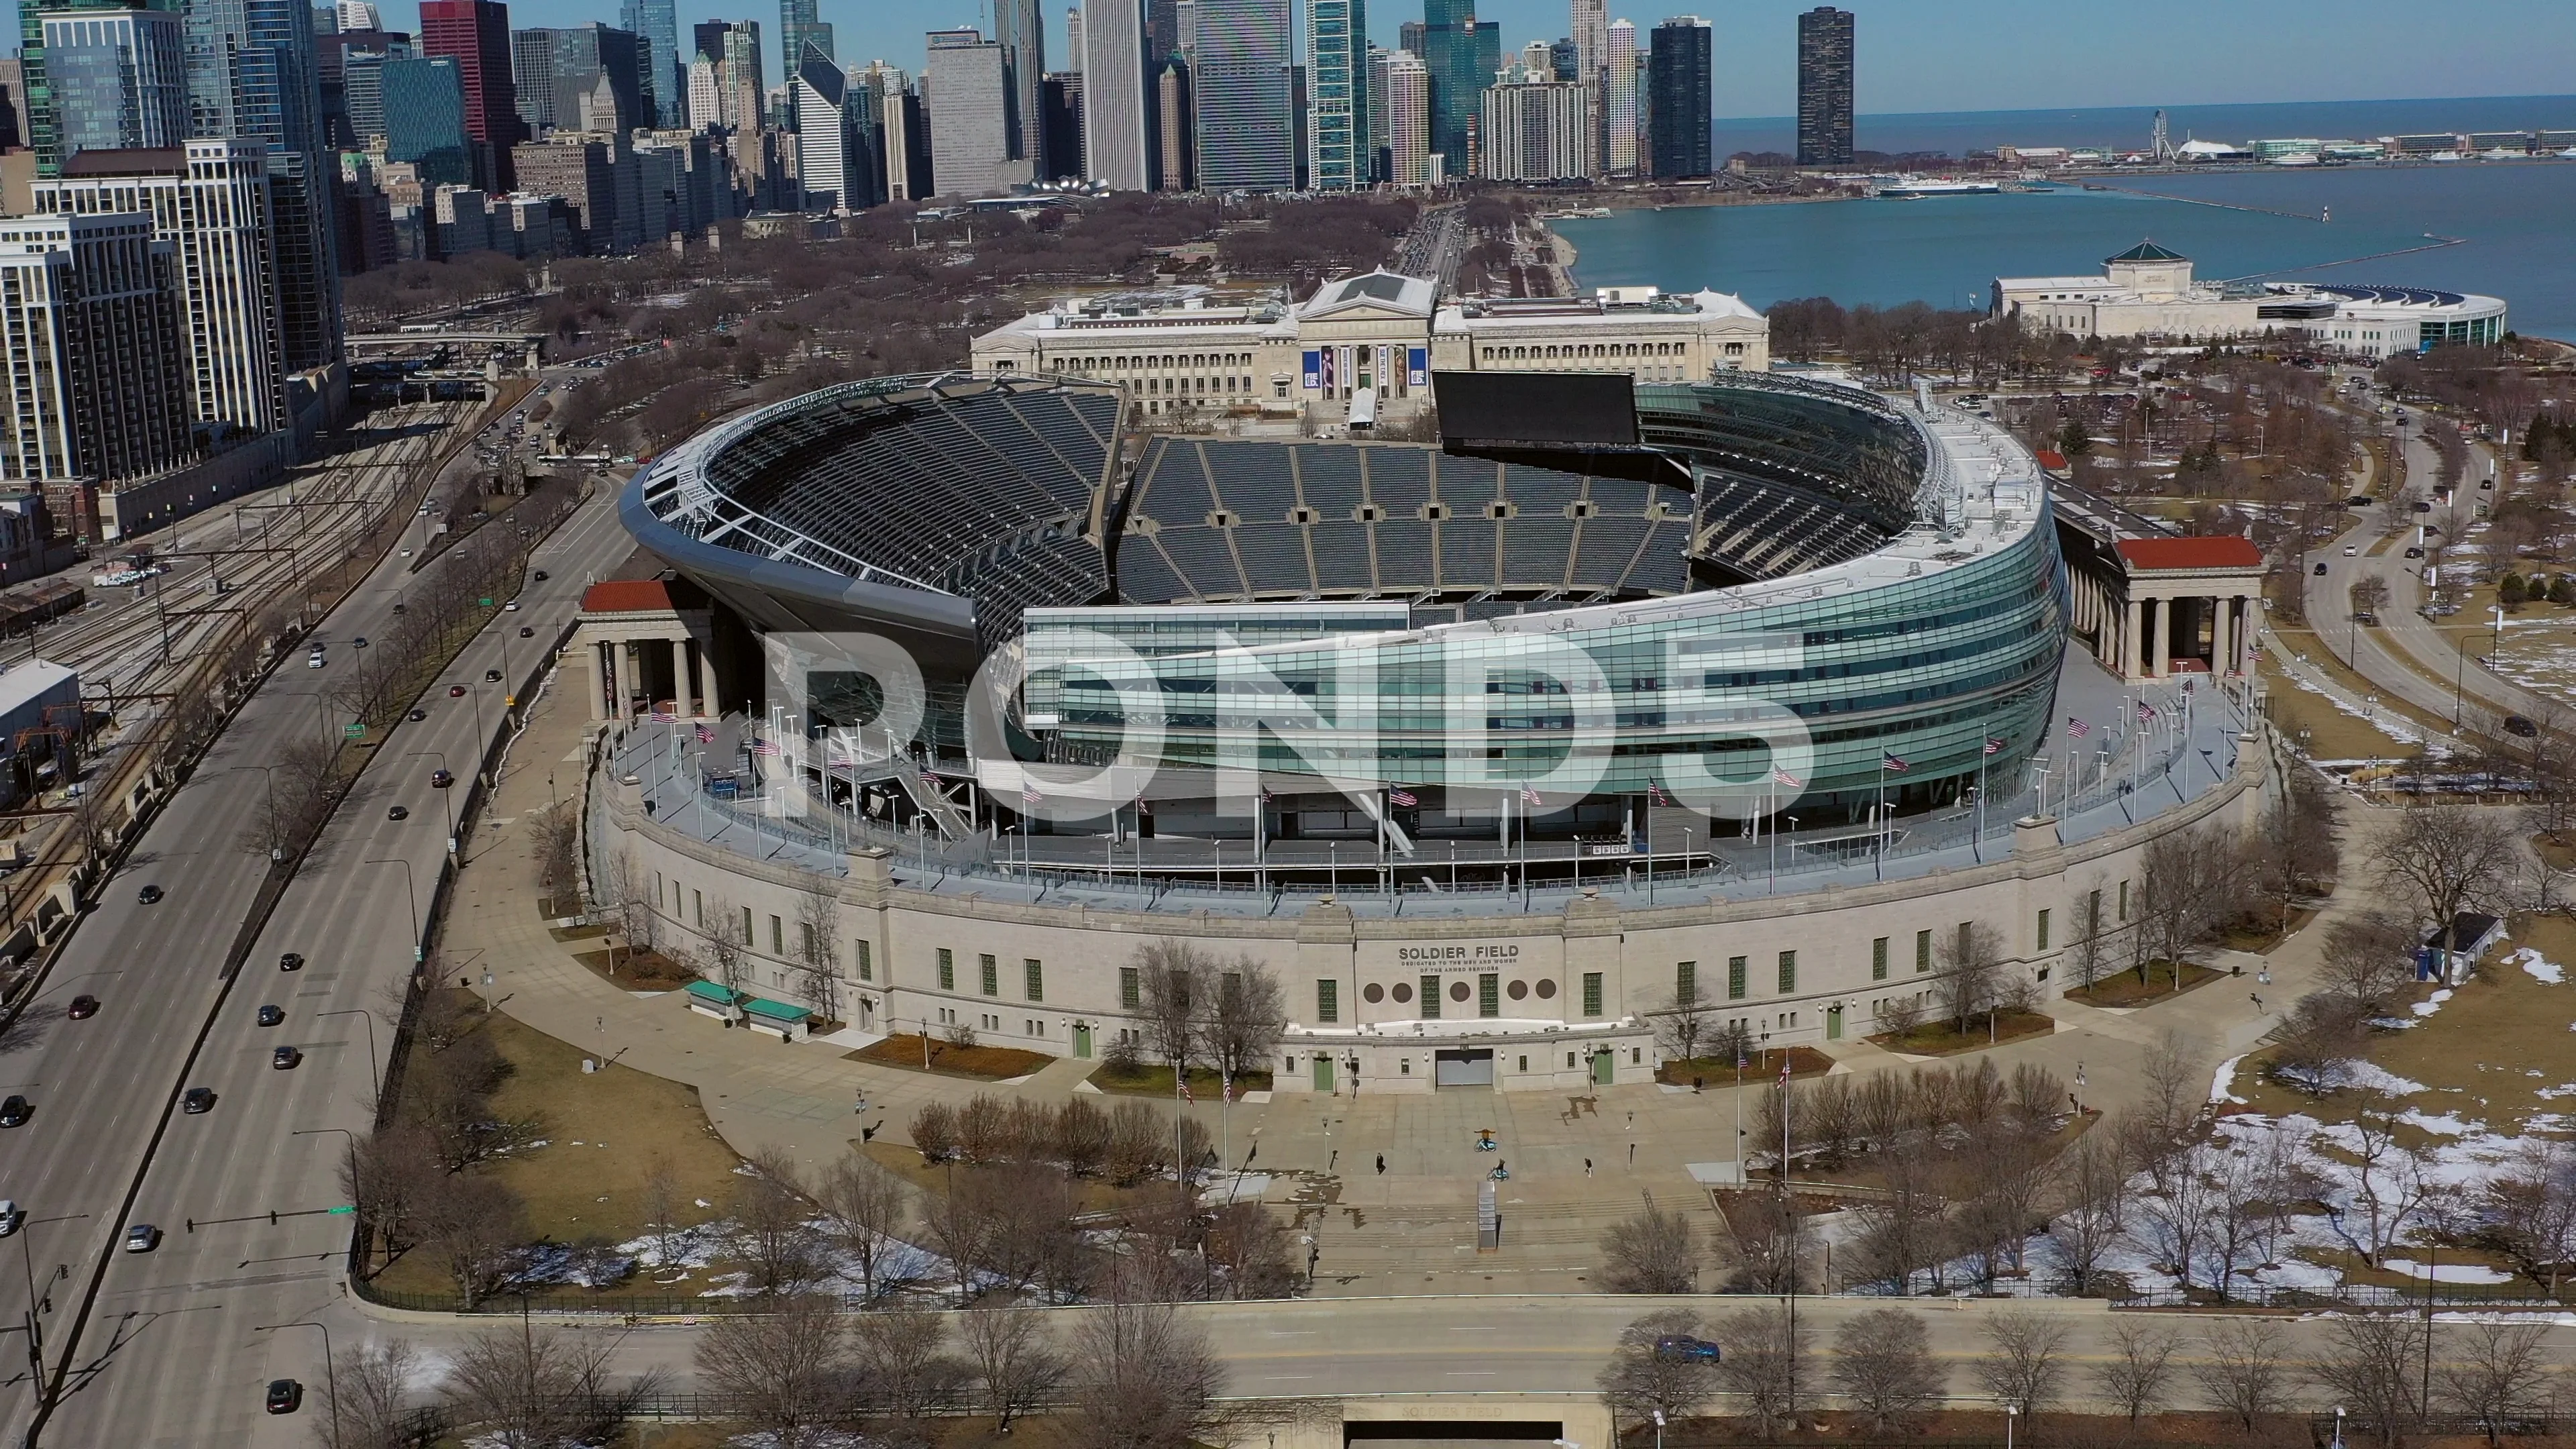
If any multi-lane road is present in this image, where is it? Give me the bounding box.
[0,394,632,1445]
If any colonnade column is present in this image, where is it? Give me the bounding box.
[584,639,606,720]
[669,637,691,716]
[2148,598,2170,678]
[2126,598,2146,679]
[2210,597,2234,680]
[696,641,720,722]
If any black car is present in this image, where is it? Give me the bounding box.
[256,1004,284,1026]
[484,667,502,682]
[279,952,304,972]
[182,1087,215,1114]
[2506,714,2540,739]
[353,637,368,649]
[388,804,410,821]
[408,708,427,722]
[431,769,455,788]
[532,570,549,582]
[66,995,98,1020]
[0,1096,30,1127]
[137,884,163,904]
[2313,561,2328,575]
[519,627,535,638]
[2404,547,2426,559]
[272,1046,301,1070]
[265,1379,301,1415]
[1654,1335,1722,1362]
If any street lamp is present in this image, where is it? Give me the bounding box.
[317,1009,381,1102]
[404,749,454,851]
[363,856,421,964]
[255,1320,340,1448]
[228,764,283,863]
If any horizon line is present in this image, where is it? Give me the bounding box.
[1710,91,2576,127]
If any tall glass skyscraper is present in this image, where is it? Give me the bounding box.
[1603,16,1635,175]
[1079,0,1146,189]
[619,0,678,125]
[1190,0,1291,189]
[1305,0,1364,191]
[22,0,180,175]
[1417,0,1493,177]
[991,0,1042,182]
[1795,5,1852,166]
[41,8,187,162]
[1646,15,1709,178]
[183,0,341,368]
[778,0,830,75]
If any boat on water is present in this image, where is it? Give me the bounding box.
[1874,176,2002,199]
[1540,207,1613,220]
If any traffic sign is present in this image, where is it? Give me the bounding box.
[478,597,492,607]
[343,722,364,739]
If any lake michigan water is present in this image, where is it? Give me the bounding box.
[1555,133,2576,340]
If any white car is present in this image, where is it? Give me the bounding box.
[305,651,325,668]
[2343,545,2357,557]
[0,1200,21,1236]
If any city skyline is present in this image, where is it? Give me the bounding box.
[193,0,2576,114]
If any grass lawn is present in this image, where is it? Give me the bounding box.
[370,989,744,1300]
[2535,833,2576,873]
[2259,630,2454,757]
[1087,1061,1274,1097]
[851,1032,1053,1081]
[1869,1009,2055,1057]
[572,945,700,989]
[2063,961,2226,1008]
[2220,906,2318,954]
[1656,1045,1832,1086]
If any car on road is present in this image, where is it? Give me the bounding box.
[2412,500,2433,513]
[182,1087,215,1114]
[2346,496,2373,508]
[2404,547,2426,559]
[272,1046,301,1069]
[265,1379,302,1415]
[257,1005,284,1026]
[1654,1335,1721,1362]
[387,804,410,821]
[519,627,534,638]
[532,570,549,582]
[137,884,163,904]
[0,1201,21,1236]
[409,708,427,721]
[0,1097,28,1128]
[449,684,467,697]
[484,667,502,682]
[121,1224,158,1252]
[279,951,304,971]
[2343,545,2358,556]
[2507,714,2540,739]
[431,769,455,788]
[504,601,519,612]
[353,637,368,649]
[2313,561,2328,575]
[66,995,97,1019]
[305,651,324,668]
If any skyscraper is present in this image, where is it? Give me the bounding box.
[924,28,1010,197]
[1306,0,1364,191]
[1603,17,1635,175]
[1144,0,1180,63]
[1477,64,1588,181]
[511,28,557,131]
[418,0,519,190]
[992,0,1043,182]
[1041,71,1083,179]
[1416,0,1485,176]
[549,23,645,132]
[1191,0,1291,190]
[182,0,341,368]
[619,0,677,125]
[778,0,830,76]
[791,47,854,209]
[1795,5,1851,166]
[1380,48,1432,186]
[1079,0,1146,189]
[1569,0,1605,77]
[1065,8,1084,74]
[1646,15,1709,178]
[40,8,186,162]
[384,54,473,182]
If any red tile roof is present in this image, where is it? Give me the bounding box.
[2115,535,2263,571]
[2035,449,2069,471]
[581,580,676,613]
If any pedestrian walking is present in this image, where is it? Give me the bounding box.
[1376,1152,1385,1175]
[1585,1157,1593,1178]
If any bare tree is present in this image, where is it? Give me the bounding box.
[2373,805,2518,979]
[419,1173,530,1309]
[2267,992,2370,1095]
[1849,1133,1947,1295]
[1199,955,1285,1086]
[2094,1320,2181,1426]
[2481,1139,2576,1291]
[792,883,842,1025]
[1936,921,2005,1034]
[732,1146,829,1295]
[324,1336,423,1449]
[702,894,751,1002]
[1712,1305,1807,1438]
[2068,880,2123,991]
[1597,1309,1721,1426]
[1599,1200,1698,1293]
[2192,1318,2292,1431]
[341,1124,443,1277]
[2042,1124,2129,1295]
[598,851,650,971]
[2436,1319,2557,1446]
[441,1324,645,1448]
[2137,1027,2206,1136]
[1974,1310,2069,1417]
[1721,1187,1811,1295]
[1063,1302,1228,1449]
[1831,1308,1941,1435]
[2346,1091,2432,1268]
[960,1305,1065,1433]
[1052,1097,1114,1177]
[2317,910,2421,1016]
[639,1152,682,1271]
[910,1102,959,1163]
[2309,1313,2426,1446]
[2257,764,2343,931]
[849,1304,969,1419]
[1652,979,1713,1066]
[694,1296,853,1448]
[2133,826,2250,986]
[817,1152,912,1301]
[1134,940,1203,1080]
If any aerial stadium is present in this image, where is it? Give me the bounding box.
[585,344,2271,1093]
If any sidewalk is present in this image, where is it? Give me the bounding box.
[452,674,2354,1291]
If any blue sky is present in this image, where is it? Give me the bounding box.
[362,0,2576,115]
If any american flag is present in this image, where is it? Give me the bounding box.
[2067,716,2091,739]
[1388,786,1418,807]
[752,740,780,757]
[1222,1077,1234,1104]
[1648,782,1670,805]
[696,724,714,743]
[649,710,676,722]
[1882,751,1909,773]
[1020,785,1044,805]
[1771,767,1803,789]
[1778,1057,1792,1089]
[1521,786,1543,806]
[1983,737,2004,756]
[1178,1078,1193,1104]
[1260,787,1275,804]
[1135,796,1152,814]
[2137,700,2157,722]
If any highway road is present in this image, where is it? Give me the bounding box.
[0,405,631,1445]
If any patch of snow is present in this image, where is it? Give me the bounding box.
[2402,1110,2480,1137]
[2510,948,2565,985]
[2211,1054,2248,1104]
[2381,1258,2520,1285]
[2337,1061,2428,1095]
[2414,989,2455,1019]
